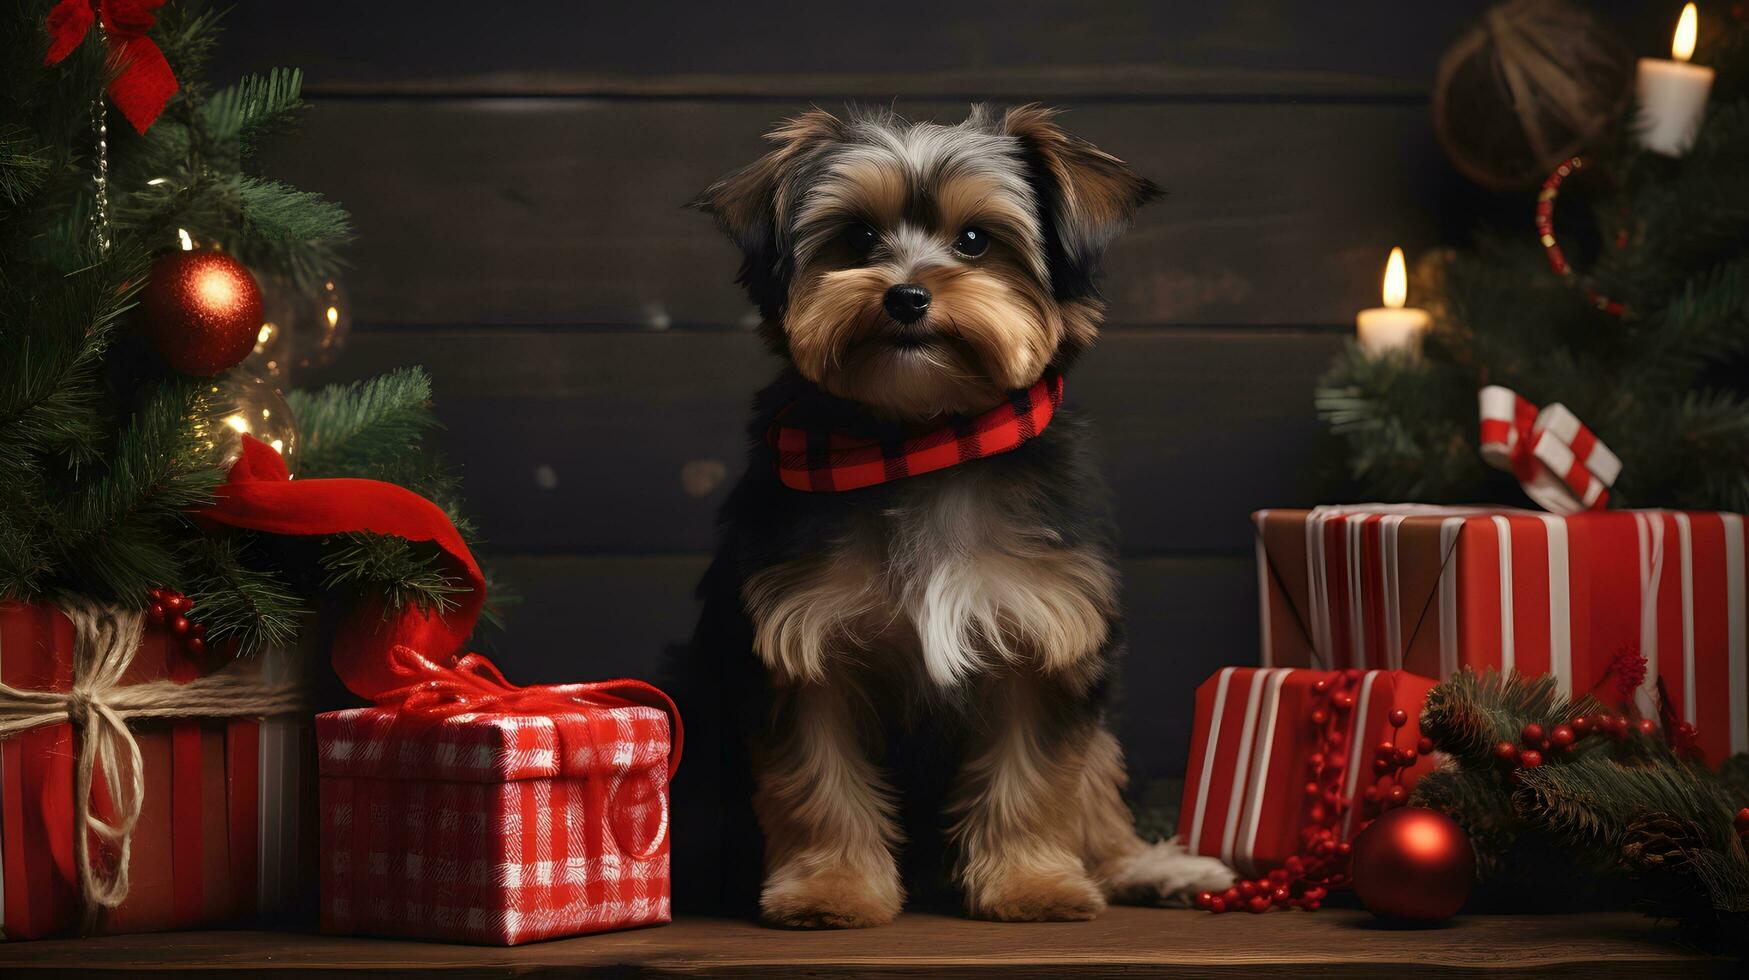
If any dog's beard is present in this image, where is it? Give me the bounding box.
[784,265,1062,419]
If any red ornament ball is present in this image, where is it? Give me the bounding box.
[139,250,264,376]
[1350,806,1476,924]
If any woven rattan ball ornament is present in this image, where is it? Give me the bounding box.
[1432,0,1633,190]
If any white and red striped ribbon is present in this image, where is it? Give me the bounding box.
[1479,386,1621,514]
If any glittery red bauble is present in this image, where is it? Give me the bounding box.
[139,250,264,376]
[1350,806,1475,923]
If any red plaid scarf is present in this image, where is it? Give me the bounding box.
[769,373,1064,492]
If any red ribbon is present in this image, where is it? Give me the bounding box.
[44,0,179,135]
[199,435,681,773]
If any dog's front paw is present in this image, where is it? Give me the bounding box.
[761,867,901,929]
[967,869,1107,922]
[1098,836,1236,907]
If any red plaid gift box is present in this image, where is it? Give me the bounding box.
[1254,506,1748,764]
[1179,667,1439,877]
[317,691,676,945]
[1,600,315,941]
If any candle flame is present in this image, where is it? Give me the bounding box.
[177,228,194,251]
[1382,247,1407,309]
[1673,3,1698,62]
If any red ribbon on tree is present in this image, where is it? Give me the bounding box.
[198,435,681,770]
[45,0,179,135]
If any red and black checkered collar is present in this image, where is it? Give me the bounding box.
[768,373,1065,492]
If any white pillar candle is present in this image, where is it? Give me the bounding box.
[1356,247,1430,358]
[1636,3,1714,156]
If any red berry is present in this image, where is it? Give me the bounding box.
[1416,736,1435,755]
[1222,886,1241,905]
[1521,723,1545,746]
[1284,856,1305,875]
[1550,726,1575,750]
[1304,781,1321,797]
[1375,742,1397,762]
[1238,880,1258,899]
[1308,752,1326,770]
[148,586,164,601]
[1335,841,1352,858]
[189,621,207,639]
[185,637,205,656]
[1735,808,1749,831]
[1387,785,1407,805]
[1325,755,1345,774]
[1571,715,1590,734]
[1396,747,1418,766]
[1372,758,1392,776]
[1208,896,1227,913]
[171,615,190,636]
[1326,732,1346,751]
[1271,886,1291,904]
[1267,868,1289,885]
[1310,708,1329,726]
[147,602,167,626]
[1344,668,1364,682]
[1520,749,1544,768]
[1308,804,1327,822]
[1332,692,1355,712]
[1196,891,1214,909]
[1362,785,1381,803]
[1312,678,1330,695]
[1247,896,1270,913]
[1494,741,1521,765]
[1637,718,1657,736]
[1388,708,1409,728]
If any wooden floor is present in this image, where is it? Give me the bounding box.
[0,908,1732,977]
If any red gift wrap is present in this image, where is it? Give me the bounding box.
[1254,506,1748,763]
[317,678,678,945]
[0,601,315,941]
[1179,667,1439,877]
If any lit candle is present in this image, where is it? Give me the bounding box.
[1356,247,1430,358]
[1635,3,1713,156]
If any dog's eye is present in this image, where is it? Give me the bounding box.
[953,228,989,257]
[844,223,877,253]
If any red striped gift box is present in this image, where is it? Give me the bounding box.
[1179,667,1439,877]
[317,697,674,945]
[0,601,315,941]
[1254,506,1749,765]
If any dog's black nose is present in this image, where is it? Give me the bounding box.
[883,283,931,324]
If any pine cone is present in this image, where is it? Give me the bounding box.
[1621,813,1704,872]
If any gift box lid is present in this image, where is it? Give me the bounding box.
[316,704,673,784]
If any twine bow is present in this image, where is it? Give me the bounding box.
[1478,385,1621,514]
[0,601,308,925]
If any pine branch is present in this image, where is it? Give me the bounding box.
[320,532,469,616]
[285,367,439,480]
[182,534,308,658]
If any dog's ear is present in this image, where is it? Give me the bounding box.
[1002,104,1159,299]
[691,109,844,319]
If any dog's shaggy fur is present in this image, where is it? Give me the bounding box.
[674,104,1232,927]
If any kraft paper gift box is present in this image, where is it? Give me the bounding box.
[1253,506,1748,764]
[0,601,315,940]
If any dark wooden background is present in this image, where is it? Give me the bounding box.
[217,0,1675,783]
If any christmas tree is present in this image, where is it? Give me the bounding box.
[1,1,485,656]
[1317,4,1749,512]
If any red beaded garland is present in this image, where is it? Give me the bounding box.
[1536,156,1628,317]
[1202,669,1427,915]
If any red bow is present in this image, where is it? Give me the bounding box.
[1477,386,1621,514]
[375,645,683,777]
[45,0,178,134]
[198,437,681,773]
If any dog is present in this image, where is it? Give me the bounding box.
[681,104,1233,927]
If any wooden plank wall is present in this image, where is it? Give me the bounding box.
[214,1,1670,781]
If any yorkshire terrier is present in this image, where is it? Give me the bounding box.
[684,104,1233,927]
